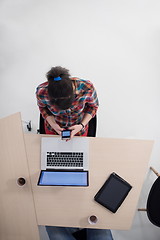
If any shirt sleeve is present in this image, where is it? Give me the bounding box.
[35,85,52,119]
[84,83,99,117]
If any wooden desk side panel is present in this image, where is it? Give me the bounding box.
[25,134,153,230]
[0,113,39,240]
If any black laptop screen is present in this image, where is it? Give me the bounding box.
[38,170,89,186]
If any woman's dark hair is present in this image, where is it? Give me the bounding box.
[46,66,74,110]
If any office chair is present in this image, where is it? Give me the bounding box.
[38,113,97,137]
[138,166,160,227]
[37,114,45,134]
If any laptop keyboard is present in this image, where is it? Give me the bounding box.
[47,152,84,167]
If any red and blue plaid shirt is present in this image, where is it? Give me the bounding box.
[36,77,99,135]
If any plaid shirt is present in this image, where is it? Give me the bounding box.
[36,77,99,135]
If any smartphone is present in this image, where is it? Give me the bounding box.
[61,129,71,140]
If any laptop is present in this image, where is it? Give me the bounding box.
[38,136,89,186]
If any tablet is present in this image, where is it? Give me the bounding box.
[37,170,89,186]
[94,172,132,213]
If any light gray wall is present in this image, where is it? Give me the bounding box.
[1,0,160,239]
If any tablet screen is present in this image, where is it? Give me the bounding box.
[94,172,132,213]
[37,170,89,186]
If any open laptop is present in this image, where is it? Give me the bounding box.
[38,136,89,186]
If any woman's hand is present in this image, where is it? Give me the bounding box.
[51,122,64,135]
[46,116,64,135]
[68,124,83,139]
[68,113,92,140]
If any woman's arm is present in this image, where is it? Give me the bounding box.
[36,86,63,135]
[69,113,92,139]
[46,115,64,135]
[81,113,92,127]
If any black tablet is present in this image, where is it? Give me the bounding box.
[94,172,132,213]
[37,170,89,186]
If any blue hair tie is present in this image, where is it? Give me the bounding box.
[54,76,61,81]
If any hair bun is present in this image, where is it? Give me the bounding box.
[46,66,70,82]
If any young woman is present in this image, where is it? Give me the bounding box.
[36,66,99,139]
[36,66,113,240]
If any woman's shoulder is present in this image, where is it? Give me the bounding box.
[37,81,48,89]
[71,78,95,97]
[71,77,93,88]
[36,81,48,96]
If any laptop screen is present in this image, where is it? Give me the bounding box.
[37,170,89,186]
